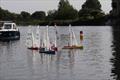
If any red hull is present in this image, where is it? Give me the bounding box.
[52,47,58,51]
[51,46,58,51]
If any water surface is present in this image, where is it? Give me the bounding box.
[0,26,114,80]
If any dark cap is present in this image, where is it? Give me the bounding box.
[80,31,83,34]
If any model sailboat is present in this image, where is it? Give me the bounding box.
[50,24,58,51]
[39,25,56,54]
[62,25,83,49]
[26,26,40,50]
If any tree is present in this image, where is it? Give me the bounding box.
[82,0,101,11]
[55,0,78,20]
[0,7,16,21]
[20,11,31,21]
[31,11,46,20]
[47,10,57,20]
[79,0,105,20]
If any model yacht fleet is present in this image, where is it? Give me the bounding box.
[26,24,84,54]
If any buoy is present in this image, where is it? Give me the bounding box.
[80,31,83,41]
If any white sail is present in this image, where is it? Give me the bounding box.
[69,24,73,46]
[54,25,57,47]
[26,25,33,48]
[42,29,46,48]
[26,25,41,48]
[46,25,50,50]
[31,32,35,47]
[41,26,50,50]
[72,30,78,46]
[69,24,78,46]
[34,25,40,48]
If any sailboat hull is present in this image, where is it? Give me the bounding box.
[51,47,58,51]
[53,47,58,51]
[40,51,55,54]
[39,48,55,54]
[62,45,83,49]
[28,47,39,50]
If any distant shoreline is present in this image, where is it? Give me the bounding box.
[0,0,110,26]
[16,19,108,26]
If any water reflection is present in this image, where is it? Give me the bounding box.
[111,27,120,80]
[25,49,78,80]
[55,50,78,80]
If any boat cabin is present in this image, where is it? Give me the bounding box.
[1,23,18,31]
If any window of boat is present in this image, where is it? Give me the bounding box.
[0,23,3,30]
[4,24,12,29]
[13,24,16,29]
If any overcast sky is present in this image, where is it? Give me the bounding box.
[0,0,112,14]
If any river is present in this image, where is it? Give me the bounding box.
[0,26,117,80]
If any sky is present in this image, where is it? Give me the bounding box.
[0,0,112,14]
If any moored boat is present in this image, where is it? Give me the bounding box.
[0,22,20,41]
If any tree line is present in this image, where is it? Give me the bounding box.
[0,0,110,26]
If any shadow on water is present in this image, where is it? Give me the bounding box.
[111,26,120,80]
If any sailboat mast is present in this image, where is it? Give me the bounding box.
[54,25,57,47]
[42,29,46,48]
[31,32,34,48]
[69,24,72,46]
[36,25,40,48]
[39,26,41,48]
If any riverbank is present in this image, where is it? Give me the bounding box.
[15,17,107,26]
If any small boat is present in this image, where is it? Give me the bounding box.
[63,45,83,49]
[39,25,56,54]
[0,21,20,41]
[62,25,83,49]
[50,24,58,51]
[27,33,40,50]
[26,26,40,50]
[40,48,55,54]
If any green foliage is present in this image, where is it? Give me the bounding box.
[55,0,78,20]
[0,0,107,26]
[31,11,46,20]
[82,0,101,11]
[47,10,57,20]
[0,7,14,20]
[79,0,105,21]
[20,11,31,21]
